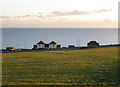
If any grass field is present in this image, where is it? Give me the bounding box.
[2,47,119,85]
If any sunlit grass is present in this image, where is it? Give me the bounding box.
[2,47,119,85]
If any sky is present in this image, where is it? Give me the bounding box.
[0,0,119,28]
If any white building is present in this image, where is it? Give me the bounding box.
[49,41,57,49]
[37,41,46,49]
[33,40,60,49]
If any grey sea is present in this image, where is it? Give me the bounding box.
[2,28,118,49]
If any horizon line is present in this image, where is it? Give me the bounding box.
[1,27,118,29]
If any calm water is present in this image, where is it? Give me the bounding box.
[2,28,118,49]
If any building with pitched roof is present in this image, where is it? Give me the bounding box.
[33,40,60,49]
[87,41,99,48]
[49,41,57,49]
[37,41,46,49]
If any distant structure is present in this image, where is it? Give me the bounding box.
[45,44,49,49]
[33,41,61,49]
[57,45,61,48]
[49,41,57,49]
[37,41,46,49]
[33,45,37,49]
[6,46,16,51]
[68,45,75,48]
[87,41,99,48]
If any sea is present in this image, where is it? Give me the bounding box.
[2,28,118,49]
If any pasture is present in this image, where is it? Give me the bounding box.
[2,47,119,85]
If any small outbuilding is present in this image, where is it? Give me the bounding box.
[57,45,61,49]
[33,45,37,49]
[68,45,75,48]
[87,41,99,48]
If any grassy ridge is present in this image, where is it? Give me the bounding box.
[2,47,119,85]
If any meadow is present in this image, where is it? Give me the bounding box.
[2,47,119,86]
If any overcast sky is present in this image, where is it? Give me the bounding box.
[0,0,119,28]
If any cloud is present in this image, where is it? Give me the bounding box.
[17,15,38,18]
[0,16,9,18]
[94,9,112,13]
[38,12,44,17]
[0,16,11,19]
[48,9,112,16]
[1,14,44,19]
[49,10,90,16]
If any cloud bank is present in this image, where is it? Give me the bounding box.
[1,9,112,19]
[48,9,112,16]
[1,9,117,28]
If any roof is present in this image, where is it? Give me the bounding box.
[49,41,57,44]
[89,41,98,43]
[37,41,45,44]
[88,41,99,45]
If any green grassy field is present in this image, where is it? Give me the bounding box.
[2,47,119,85]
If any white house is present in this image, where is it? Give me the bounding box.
[37,41,46,49]
[33,40,60,49]
[49,41,57,49]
